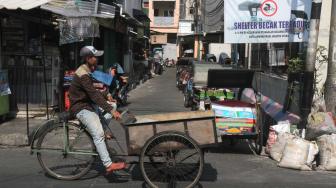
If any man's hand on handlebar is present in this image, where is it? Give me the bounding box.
[107,95,117,103]
[111,110,121,120]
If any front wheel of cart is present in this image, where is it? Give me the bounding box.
[140,131,204,188]
[249,105,264,155]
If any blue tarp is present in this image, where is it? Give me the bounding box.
[91,71,113,86]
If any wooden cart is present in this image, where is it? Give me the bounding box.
[31,110,218,188]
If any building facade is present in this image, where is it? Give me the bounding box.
[149,0,180,60]
[177,0,196,58]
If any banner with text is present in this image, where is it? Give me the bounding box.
[224,0,312,43]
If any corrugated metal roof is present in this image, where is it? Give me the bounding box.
[41,0,115,18]
[0,0,52,10]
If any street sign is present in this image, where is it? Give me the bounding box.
[224,0,312,43]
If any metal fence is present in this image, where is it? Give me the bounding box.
[2,55,54,110]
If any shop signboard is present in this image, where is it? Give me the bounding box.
[224,0,312,43]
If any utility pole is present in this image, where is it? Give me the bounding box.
[194,0,200,60]
[325,0,336,114]
[300,0,321,128]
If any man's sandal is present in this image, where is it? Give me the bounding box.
[105,162,126,175]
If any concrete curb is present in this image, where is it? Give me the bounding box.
[0,118,45,147]
[0,133,28,146]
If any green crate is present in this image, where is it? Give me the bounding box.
[0,95,9,116]
[195,89,234,100]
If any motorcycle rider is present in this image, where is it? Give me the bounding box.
[68,46,126,175]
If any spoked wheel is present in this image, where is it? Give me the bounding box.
[36,122,96,180]
[248,104,264,155]
[140,131,204,188]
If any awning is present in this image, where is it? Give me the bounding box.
[133,9,150,22]
[0,0,52,10]
[123,13,143,27]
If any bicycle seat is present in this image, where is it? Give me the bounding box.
[58,112,73,122]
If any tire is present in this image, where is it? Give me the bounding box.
[249,105,264,155]
[140,131,204,188]
[36,122,96,180]
[158,66,163,75]
[184,94,190,108]
[191,103,198,111]
[119,86,128,105]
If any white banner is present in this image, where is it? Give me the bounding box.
[224,0,312,43]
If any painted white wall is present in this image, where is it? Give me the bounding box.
[183,0,195,20]
[163,43,177,60]
[208,43,232,62]
[318,0,332,49]
[178,21,193,35]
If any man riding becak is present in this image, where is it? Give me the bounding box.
[68,46,126,174]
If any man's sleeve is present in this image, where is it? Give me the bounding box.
[80,75,113,112]
[101,89,110,99]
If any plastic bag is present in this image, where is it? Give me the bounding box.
[317,134,336,171]
[272,121,291,134]
[278,137,318,170]
[269,133,295,162]
[306,112,336,140]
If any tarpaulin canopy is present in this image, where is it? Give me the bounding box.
[0,0,52,10]
[41,0,115,18]
[40,0,116,44]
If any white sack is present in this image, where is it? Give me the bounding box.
[278,137,318,170]
[269,133,295,162]
[317,134,336,171]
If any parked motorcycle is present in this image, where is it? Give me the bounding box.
[108,64,129,107]
[164,58,176,68]
[154,60,164,75]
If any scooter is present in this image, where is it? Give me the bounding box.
[106,64,129,107]
[110,74,129,107]
[154,60,164,75]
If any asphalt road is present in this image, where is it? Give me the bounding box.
[1,68,336,188]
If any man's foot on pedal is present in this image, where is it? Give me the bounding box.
[105,132,114,140]
[105,162,126,175]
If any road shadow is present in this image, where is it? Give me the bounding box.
[205,138,257,155]
[130,163,217,187]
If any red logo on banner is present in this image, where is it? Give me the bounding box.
[261,0,278,17]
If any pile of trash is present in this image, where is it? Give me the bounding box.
[265,112,336,171]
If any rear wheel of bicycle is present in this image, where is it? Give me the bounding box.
[36,122,96,180]
[140,131,204,188]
